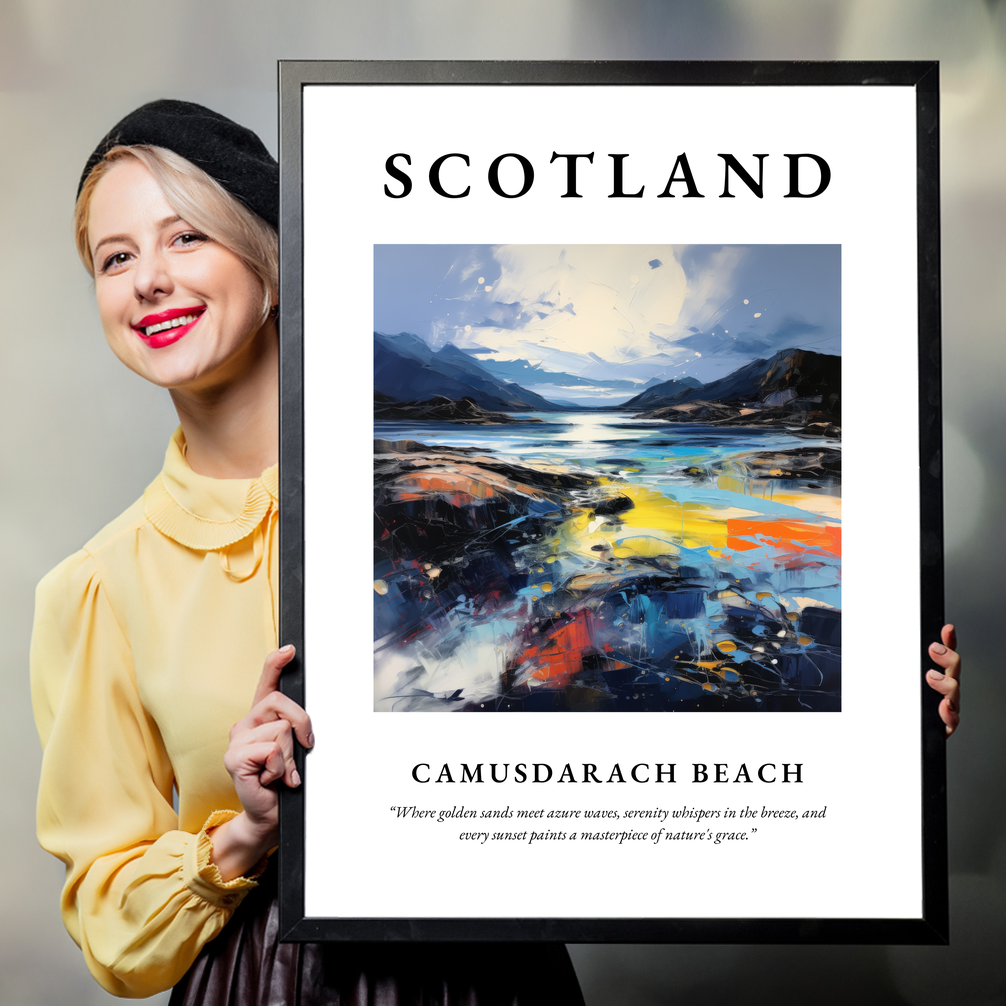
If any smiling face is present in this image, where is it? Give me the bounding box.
[87,158,272,392]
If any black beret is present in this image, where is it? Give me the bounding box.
[78,99,278,228]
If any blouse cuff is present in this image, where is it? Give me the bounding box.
[183,810,269,909]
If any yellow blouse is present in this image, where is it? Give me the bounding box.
[31,428,279,998]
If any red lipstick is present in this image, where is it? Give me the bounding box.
[132,306,206,349]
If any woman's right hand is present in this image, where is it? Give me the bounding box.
[209,645,314,881]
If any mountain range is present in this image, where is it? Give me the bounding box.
[476,357,669,395]
[374,334,840,431]
[604,375,704,410]
[374,332,560,411]
[622,347,840,419]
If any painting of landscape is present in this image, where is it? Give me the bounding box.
[373,245,841,712]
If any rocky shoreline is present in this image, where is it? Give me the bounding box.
[373,440,842,713]
[638,399,840,439]
[374,394,543,425]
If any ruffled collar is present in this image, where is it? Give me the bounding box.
[143,428,278,551]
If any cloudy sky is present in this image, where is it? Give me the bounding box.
[374,243,840,403]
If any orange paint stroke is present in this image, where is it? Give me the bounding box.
[726,518,842,557]
[522,610,594,684]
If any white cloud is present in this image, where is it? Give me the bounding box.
[466,245,689,363]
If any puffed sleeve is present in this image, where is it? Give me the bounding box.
[31,549,262,998]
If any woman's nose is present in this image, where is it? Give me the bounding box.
[133,249,173,302]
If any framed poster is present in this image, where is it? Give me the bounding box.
[277,61,946,943]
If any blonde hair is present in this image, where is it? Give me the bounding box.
[75,145,278,323]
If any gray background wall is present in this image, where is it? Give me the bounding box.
[1,2,1003,1003]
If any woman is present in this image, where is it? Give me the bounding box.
[31,100,586,1003]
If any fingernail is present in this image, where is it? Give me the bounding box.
[307,732,315,748]
[927,669,944,679]
[931,643,947,655]
[280,644,295,654]
[291,768,301,787]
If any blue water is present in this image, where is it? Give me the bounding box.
[374,411,839,515]
[374,411,842,711]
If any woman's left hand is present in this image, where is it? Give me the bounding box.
[926,624,961,737]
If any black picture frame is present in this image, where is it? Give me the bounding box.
[277,60,945,944]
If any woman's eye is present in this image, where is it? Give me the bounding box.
[173,231,208,248]
[101,251,132,273]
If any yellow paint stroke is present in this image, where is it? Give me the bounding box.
[545,478,841,579]
[611,534,682,559]
[791,595,837,611]
[605,484,760,552]
[568,572,622,591]
[717,475,747,494]
[772,491,842,521]
[373,579,388,595]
